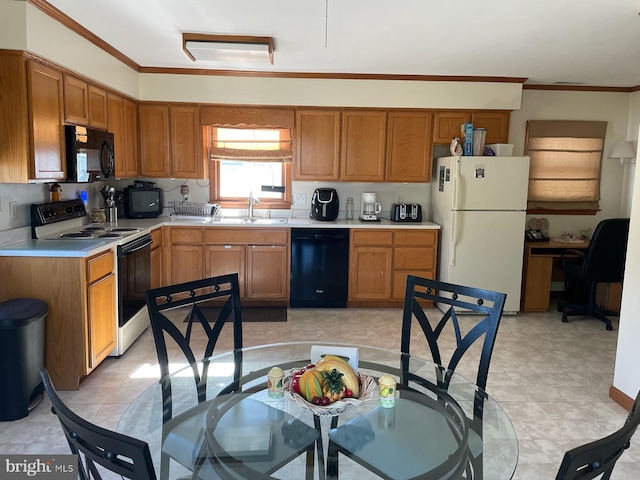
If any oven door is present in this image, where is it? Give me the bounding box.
[117,234,152,328]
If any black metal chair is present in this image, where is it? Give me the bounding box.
[558,218,630,331]
[145,273,316,479]
[400,275,507,480]
[556,391,640,480]
[40,368,157,480]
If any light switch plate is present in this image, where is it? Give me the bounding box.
[293,193,306,205]
[9,201,17,218]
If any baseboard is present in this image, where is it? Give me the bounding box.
[609,384,634,411]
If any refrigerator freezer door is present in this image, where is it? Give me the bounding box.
[454,156,530,211]
[438,210,527,313]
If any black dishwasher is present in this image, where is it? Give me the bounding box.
[290,228,349,308]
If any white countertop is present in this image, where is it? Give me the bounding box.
[0,216,440,258]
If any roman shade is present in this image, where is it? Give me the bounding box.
[209,127,292,161]
[525,120,607,212]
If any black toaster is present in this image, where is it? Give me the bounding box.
[391,203,422,222]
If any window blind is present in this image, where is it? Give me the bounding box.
[209,127,292,162]
[525,120,607,211]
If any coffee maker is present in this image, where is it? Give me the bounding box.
[359,192,382,221]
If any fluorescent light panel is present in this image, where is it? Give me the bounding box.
[183,33,273,64]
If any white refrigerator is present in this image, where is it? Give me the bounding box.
[431,155,530,313]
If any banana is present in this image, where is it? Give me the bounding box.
[314,355,360,397]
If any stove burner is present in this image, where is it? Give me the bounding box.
[98,233,121,238]
[60,232,93,239]
[110,227,138,233]
[83,227,107,232]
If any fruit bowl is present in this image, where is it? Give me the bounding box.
[283,369,377,417]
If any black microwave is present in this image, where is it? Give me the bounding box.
[123,185,163,218]
[65,125,114,183]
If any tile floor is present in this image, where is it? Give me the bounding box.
[1,303,638,479]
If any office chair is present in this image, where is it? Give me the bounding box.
[145,273,316,480]
[556,391,640,480]
[558,218,630,331]
[40,368,157,480]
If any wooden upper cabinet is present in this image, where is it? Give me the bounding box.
[27,60,66,180]
[294,110,340,181]
[63,75,107,129]
[170,105,204,179]
[433,111,471,144]
[341,110,387,181]
[386,111,433,182]
[108,93,139,178]
[63,75,89,125]
[471,111,510,144]
[88,85,107,130]
[139,103,171,177]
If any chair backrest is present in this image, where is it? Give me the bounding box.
[400,275,507,391]
[145,273,243,414]
[583,218,630,283]
[556,391,640,480]
[40,368,156,480]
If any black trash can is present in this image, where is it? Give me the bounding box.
[0,298,47,421]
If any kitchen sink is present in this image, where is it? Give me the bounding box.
[212,217,288,225]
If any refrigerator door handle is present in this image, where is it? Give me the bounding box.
[452,157,461,210]
[450,210,458,266]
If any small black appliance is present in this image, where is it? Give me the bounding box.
[391,203,423,222]
[310,188,339,221]
[123,181,163,218]
[64,125,114,183]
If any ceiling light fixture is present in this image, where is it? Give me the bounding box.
[182,33,273,64]
[608,140,636,165]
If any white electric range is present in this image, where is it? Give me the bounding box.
[31,199,153,355]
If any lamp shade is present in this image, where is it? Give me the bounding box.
[608,140,636,164]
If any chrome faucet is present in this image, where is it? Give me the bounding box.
[248,191,260,218]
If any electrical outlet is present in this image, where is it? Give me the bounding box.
[180,185,189,200]
[9,201,17,219]
[0,196,2,214]
[293,193,306,205]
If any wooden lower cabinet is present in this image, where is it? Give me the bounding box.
[87,273,116,369]
[246,245,288,299]
[167,227,290,304]
[0,249,117,390]
[349,228,438,306]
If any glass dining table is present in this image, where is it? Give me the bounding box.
[117,342,518,479]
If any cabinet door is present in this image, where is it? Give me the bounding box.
[170,105,204,178]
[246,245,288,299]
[63,74,89,125]
[139,104,170,177]
[150,246,163,289]
[341,110,386,181]
[349,247,392,300]
[122,99,139,177]
[205,245,246,297]
[294,110,340,180]
[88,85,108,130]
[87,273,116,369]
[433,111,471,144]
[471,111,510,144]
[170,245,204,284]
[27,60,66,180]
[386,111,433,182]
[107,93,125,177]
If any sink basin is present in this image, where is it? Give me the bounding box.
[212,217,288,225]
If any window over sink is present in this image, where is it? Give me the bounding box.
[208,126,292,209]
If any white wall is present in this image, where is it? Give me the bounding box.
[612,92,640,400]
[510,90,630,237]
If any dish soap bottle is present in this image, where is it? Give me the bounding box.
[345,197,354,220]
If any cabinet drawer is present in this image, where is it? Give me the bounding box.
[352,230,393,246]
[394,247,435,270]
[170,227,203,244]
[394,230,437,246]
[204,228,288,245]
[87,250,114,283]
[151,228,162,248]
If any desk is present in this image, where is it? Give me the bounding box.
[521,239,589,312]
[117,342,517,479]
